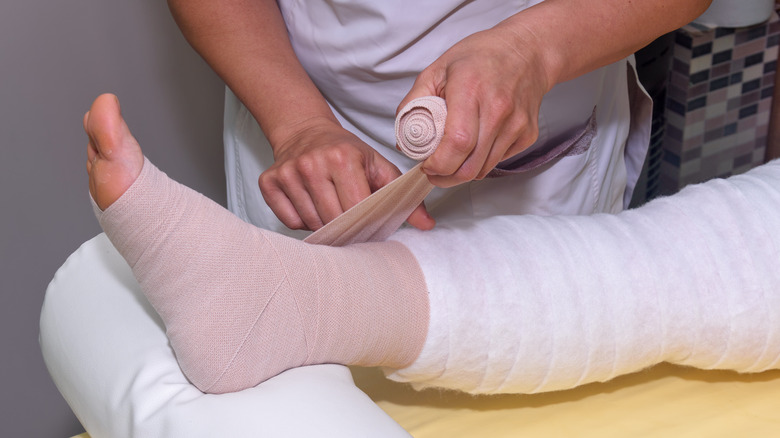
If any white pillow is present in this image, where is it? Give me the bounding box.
[41,234,410,438]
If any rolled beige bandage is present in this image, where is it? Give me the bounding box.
[304,96,446,246]
[395,96,447,160]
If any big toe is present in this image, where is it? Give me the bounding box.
[86,94,144,210]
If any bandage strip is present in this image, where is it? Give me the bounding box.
[304,97,446,246]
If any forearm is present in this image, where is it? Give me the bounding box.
[497,0,712,91]
[167,0,338,149]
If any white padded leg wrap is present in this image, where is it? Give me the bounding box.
[387,160,780,394]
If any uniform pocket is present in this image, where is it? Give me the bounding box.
[487,106,598,178]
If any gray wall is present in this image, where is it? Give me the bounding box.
[1,0,226,435]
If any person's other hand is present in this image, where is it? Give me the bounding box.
[259,118,435,231]
[398,25,551,187]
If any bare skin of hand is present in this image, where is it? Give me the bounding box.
[398,0,712,188]
[168,0,433,233]
[399,26,549,188]
[259,117,435,231]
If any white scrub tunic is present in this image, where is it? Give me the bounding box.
[223,0,652,237]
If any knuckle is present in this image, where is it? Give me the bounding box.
[275,164,300,185]
[371,165,400,188]
[294,155,319,179]
[519,124,539,147]
[507,114,539,148]
[257,171,271,189]
[326,143,359,168]
[509,109,530,128]
[488,93,514,116]
[258,167,285,190]
[446,128,476,154]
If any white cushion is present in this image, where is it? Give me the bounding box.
[41,234,409,438]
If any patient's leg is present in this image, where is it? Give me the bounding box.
[86,93,780,397]
[389,161,780,393]
[85,94,429,394]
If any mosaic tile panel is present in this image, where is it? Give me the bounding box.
[659,12,780,194]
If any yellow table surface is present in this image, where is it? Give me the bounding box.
[353,364,780,437]
[70,364,780,437]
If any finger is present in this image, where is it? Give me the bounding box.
[332,169,372,212]
[366,157,403,192]
[474,108,523,179]
[281,181,325,231]
[396,68,442,119]
[260,165,325,231]
[288,151,345,229]
[302,176,345,225]
[478,108,540,178]
[329,149,377,211]
[475,138,511,180]
[406,203,436,231]
[476,132,528,180]
[456,107,500,181]
[423,91,480,178]
[259,181,307,230]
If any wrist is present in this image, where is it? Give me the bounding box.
[492,16,563,94]
[265,114,342,157]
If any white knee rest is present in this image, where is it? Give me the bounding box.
[40,234,409,438]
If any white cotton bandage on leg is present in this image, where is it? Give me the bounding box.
[387,160,780,394]
[94,158,429,394]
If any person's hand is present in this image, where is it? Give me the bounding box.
[259,118,435,231]
[398,25,551,187]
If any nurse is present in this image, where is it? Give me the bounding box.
[167,0,712,235]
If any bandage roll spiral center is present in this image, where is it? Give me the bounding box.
[395,96,447,161]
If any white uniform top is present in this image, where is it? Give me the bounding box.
[223,0,652,238]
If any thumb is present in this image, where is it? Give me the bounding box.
[395,70,443,122]
[407,202,436,231]
[366,152,403,192]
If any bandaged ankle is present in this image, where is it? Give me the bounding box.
[95,158,429,394]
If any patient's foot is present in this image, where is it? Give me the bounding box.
[84,94,428,393]
[84,93,144,210]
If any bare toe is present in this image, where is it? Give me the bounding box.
[85,94,144,210]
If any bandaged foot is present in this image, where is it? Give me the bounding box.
[85,94,429,394]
